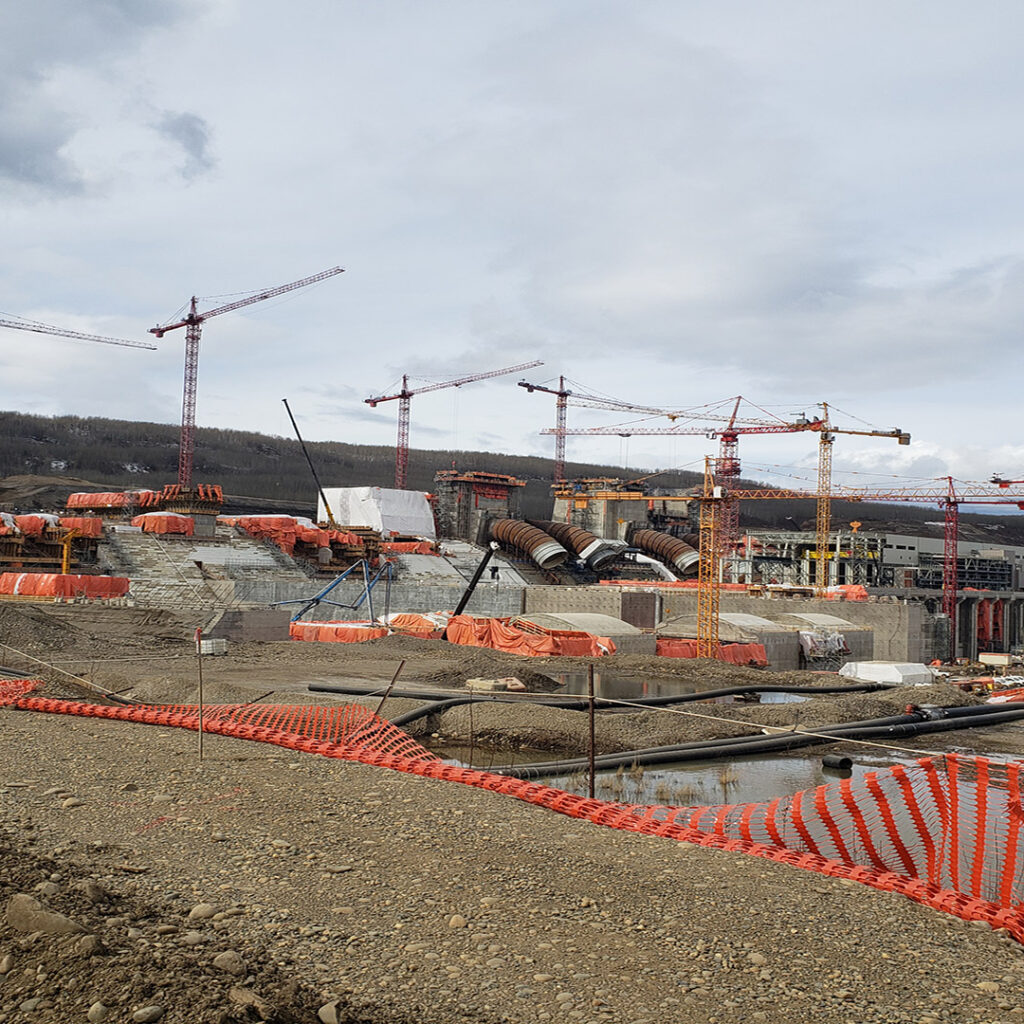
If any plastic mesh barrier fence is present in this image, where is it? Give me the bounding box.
[3,678,1023,941]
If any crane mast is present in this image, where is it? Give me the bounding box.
[150,266,344,487]
[367,359,543,489]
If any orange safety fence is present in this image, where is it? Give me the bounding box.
[58,517,104,538]
[289,621,388,643]
[130,513,194,536]
[4,676,1024,942]
[445,615,615,657]
[655,638,769,666]
[0,574,130,598]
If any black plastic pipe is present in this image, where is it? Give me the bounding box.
[482,705,1024,777]
[308,680,892,713]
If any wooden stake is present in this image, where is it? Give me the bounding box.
[194,628,204,762]
[588,664,596,799]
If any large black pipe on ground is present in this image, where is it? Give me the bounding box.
[526,520,625,572]
[484,703,1024,777]
[630,529,699,578]
[488,518,569,570]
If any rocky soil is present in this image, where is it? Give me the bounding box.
[4,603,1024,1023]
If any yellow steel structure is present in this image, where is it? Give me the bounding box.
[815,432,834,595]
[696,459,721,657]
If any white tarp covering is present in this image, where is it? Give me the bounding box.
[318,487,436,540]
[838,661,935,686]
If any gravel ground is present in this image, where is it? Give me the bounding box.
[4,603,1024,1022]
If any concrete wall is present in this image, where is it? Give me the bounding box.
[234,578,525,620]
[526,586,944,663]
[203,609,292,641]
[524,586,631,619]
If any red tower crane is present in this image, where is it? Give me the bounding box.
[366,360,543,489]
[150,266,345,488]
[705,476,1022,660]
[0,314,155,350]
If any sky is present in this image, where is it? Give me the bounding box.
[2,0,1023,494]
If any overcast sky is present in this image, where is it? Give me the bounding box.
[2,0,1022,493]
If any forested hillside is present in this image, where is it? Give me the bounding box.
[2,410,1023,543]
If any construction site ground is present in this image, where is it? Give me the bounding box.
[3,602,1024,1024]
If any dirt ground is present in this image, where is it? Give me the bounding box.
[3,602,1024,1023]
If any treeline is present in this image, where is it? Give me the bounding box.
[0,410,704,519]
[3,410,1023,542]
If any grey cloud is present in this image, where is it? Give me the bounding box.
[0,99,83,193]
[0,0,196,196]
[155,111,214,179]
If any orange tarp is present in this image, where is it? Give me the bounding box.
[130,513,194,536]
[329,529,365,546]
[445,615,615,657]
[380,541,435,555]
[66,492,133,509]
[656,638,769,666]
[222,516,299,554]
[58,517,104,538]
[825,585,869,601]
[386,613,444,637]
[0,573,129,599]
[289,621,388,643]
[13,515,58,537]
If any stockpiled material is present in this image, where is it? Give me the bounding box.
[0,573,129,598]
[5,676,1024,944]
[656,638,769,666]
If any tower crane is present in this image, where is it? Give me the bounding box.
[696,475,1024,661]
[0,314,155,350]
[552,399,909,585]
[812,404,910,593]
[150,266,345,488]
[366,360,543,489]
[519,377,735,485]
[546,395,824,552]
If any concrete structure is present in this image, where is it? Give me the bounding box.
[518,611,656,655]
[660,611,800,670]
[551,479,692,542]
[774,612,874,664]
[433,470,524,542]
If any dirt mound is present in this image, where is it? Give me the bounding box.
[417,649,563,691]
[0,473,103,511]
